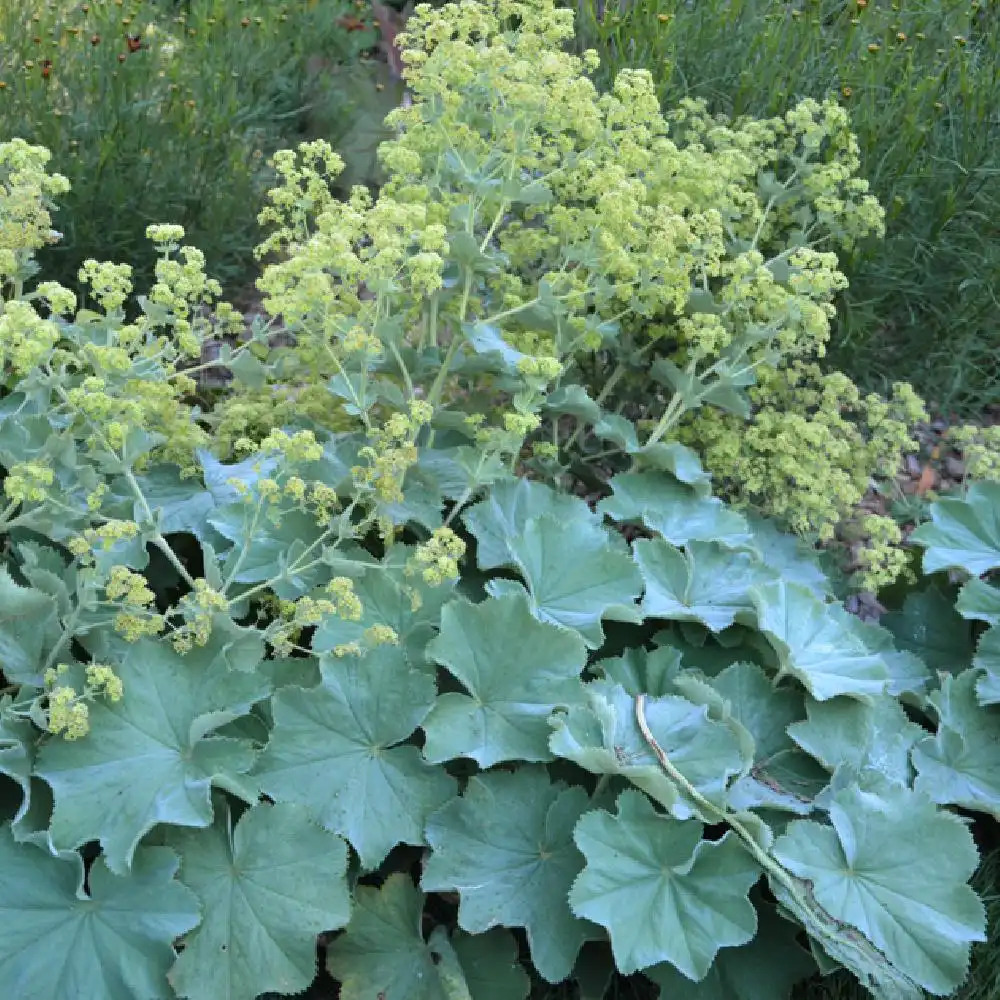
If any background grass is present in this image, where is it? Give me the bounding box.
[0,0,375,295]
[572,0,1000,414]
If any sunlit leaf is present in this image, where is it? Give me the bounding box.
[0,831,199,1000]
[773,784,985,996]
[423,593,587,766]
[167,800,350,1000]
[912,670,1000,819]
[422,767,594,983]
[255,647,455,868]
[570,790,760,978]
[35,637,267,873]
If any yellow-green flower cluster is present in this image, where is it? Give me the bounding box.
[327,626,397,658]
[45,683,90,741]
[948,425,1000,482]
[146,224,186,249]
[3,461,54,505]
[255,141,346,259]
[209,387,357,460]
[148,244,222,356]
[406,527,466,586]
[78,259,133,314]
[43,662,124,741]
[171,579,229,653]
[104,566,164,642]
[34,280,77,317]
[0,300,60,375]
[354,401,433,504]
[687,367,925,540]
[268,593,338,655]
[259,428,324,464]
[325,576,363,621]
[0,138,70,281]
[363,624,399,646]
[68,519,140,559]
[854,514,912,592]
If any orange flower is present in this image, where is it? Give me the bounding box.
[841,85,853,97]
[337,14,368,30]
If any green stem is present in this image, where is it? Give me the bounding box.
[389,340,415,400]
[123,467,197,588]
[38,603,86,680]
[644,389,687,447]
[220,496,268,594]
[636,694,780,879]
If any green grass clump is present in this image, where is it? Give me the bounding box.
[0,0,374,294]
[573,0,1000,412]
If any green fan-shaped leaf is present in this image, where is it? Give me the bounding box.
[133,466,216,539]
[542,385,601,424]
[773,784,986,996]
[327,875,530,1000]
[311,564,449,669]
[254,647,456,868]
[549,679,748,820]
[166,799,350,1000]
[0,700,35,834]
[976,624,1000,704]
[491,513,643,647]
[645,900,816,999]
[707,662,802,763]
[742,515,831,598]
[909,482,1000,576]
[465,478,598,570]
[912,670,1000,819]
[788,696,924,788]
[0,831,199,1000]
[704,663,821,815]
[882,584,972,674]
[751,581,889,700]
[16,541,75,615]
[570,790,760,978]
[956,577,1000,625]
[422,767,594,983]
[327,874,449,1000]
[35,637,268,873]
[209,506,327,599]
[0,567,60,685]
[636,538,773,633]
[423,594,587,766]
[452,928,530,1000]
[590,645,682,697]
[849,617,932,697]
[593,423,712,495]
[597,473,751,548]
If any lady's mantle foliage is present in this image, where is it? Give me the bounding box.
[0,0,996,998]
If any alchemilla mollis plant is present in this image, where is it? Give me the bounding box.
[0,2,996,998]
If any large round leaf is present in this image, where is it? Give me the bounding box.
[422,766,594,983]
[0,831,199,1000]
[166,800,350,1000]
[570,791,760,979]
